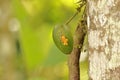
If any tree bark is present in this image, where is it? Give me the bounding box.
[88,0,120,80]
[68,21,86,80]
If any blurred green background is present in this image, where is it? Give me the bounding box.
[0,0,88,80]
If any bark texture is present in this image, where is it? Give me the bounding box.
[68,22,86,80]
[88,0,120,80]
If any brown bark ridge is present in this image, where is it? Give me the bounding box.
[68,20,87,80]
[88,0,120,80]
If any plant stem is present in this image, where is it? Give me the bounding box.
[68,23,86,80]
[65,1,86,25]
[65,12,79,25]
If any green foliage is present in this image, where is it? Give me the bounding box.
[11,0,88,80]
[53,24,73,54]
[44,44,67,66]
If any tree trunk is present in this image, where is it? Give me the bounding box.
[88,0,120,80]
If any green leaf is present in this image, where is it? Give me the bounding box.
[53,24,73,54]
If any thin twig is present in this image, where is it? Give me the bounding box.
[65,2,86,25]
[65,12,79,25]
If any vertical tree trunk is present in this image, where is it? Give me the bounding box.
[88,0,120,80]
